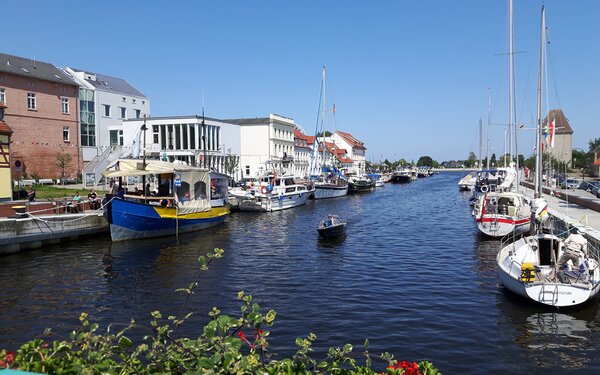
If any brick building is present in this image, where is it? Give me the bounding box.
[0,52,80,180]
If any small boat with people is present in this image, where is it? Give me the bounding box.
[317,214,347,240]
[102,159,230,242]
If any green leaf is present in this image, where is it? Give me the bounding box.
[204,320,217,338]
[118,336,133,347]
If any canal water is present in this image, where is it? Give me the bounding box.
[1,172,600,374]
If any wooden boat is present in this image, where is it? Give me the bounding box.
[102,159,230,242]
[317,214,347,240]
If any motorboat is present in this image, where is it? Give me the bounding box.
[317,214,347,240]
[229,173,311,212]
[347,173,375,193]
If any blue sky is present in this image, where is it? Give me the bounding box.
[4,1,599,162]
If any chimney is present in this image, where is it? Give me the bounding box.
[6,59,10,66]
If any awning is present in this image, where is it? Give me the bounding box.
[594,159,600,166]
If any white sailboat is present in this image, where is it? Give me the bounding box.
[497,5,600,307]
[473,0,531,237]
[309,66,349,199]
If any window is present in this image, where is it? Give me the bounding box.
[109,130,123,146]
[0,88,5,103]
[103,104,111,117]
[152,125,159,144]
[120,107,126,119]
[135,109,141,118]
[245,166,250,175]
[27,93,36,110]
[132,99,136,104]
[63,126,70,142]
[61,97,69,114]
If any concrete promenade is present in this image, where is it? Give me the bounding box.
[519,182,600,248]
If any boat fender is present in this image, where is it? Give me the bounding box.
[481,185,489,193]
[266,184,273,192]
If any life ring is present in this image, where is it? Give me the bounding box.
[261,186,267,194]
[481,185,489,193]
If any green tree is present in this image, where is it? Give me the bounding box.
[416,155,435,166]
[464,152,477,168]
[56,152,73,182]
[490,153,497,167]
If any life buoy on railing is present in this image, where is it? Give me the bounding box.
[481,185,489,193]
[261,186,268,194]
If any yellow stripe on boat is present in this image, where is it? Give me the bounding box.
[153,205,231,219]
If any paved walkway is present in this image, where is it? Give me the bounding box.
[519,183,600,244]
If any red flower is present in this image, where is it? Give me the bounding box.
[0,351,15,368]
[257,329,264,337]
[237,331,246,341]
[387,360,421,375]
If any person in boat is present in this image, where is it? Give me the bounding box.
[69,192,82,213]
[557,228,589,283]
[27,188,36,202]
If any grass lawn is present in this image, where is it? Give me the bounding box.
[19,185,107,200]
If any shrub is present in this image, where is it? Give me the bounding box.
[0,248,441,374]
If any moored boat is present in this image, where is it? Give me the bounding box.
[102,159,230,242]
[229,173,311,211]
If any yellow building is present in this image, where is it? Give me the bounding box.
[0,102,12,201]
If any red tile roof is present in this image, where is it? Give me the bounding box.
[336,131,366,149]
[0,122,12,135]
[323,142,353,163]
[294,128,314,144]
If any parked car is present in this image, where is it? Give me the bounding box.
[578,180,600,193]
[560,178,581,189]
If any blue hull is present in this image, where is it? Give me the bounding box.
[108,198,228,241]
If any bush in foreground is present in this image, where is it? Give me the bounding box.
[0,248,441,374]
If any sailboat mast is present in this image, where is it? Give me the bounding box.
[534,6,546,197]
[487,88,491,169]
[508,0,515,162]
[321,66,327,168]
[478,118,483,169]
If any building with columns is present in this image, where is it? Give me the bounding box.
[122,115,241,178]
[294,128,312,179]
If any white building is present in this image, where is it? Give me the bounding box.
[122,115,241,178]
[64,67,150,162]
[328,131,367,175]
[229,114,296,178]
[294,128,312,179]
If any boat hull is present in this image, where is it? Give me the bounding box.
[476,216,531,237]
[313,184,349,199]
[348,181,374,193]
[238,191,310,212]
[108,198,229,242]
[390,175,412,183]
[317,223,346,239]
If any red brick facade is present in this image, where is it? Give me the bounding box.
[1,72,80,180]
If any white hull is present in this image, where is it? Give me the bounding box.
[476,216,531,237]
[238,191,310,212]
[497,234,600,307]
[313,184,348,199]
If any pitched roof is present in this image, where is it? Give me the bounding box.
[68,68,146,97]
[336,131,366,149]
[0,122,12,135]
[294,128,314,144]
[0,52,76,85]
[543,109,573,135]
[322,141,352,163]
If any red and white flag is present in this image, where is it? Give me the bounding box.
[548,118,555,148]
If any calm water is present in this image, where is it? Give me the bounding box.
[1,172,600,374]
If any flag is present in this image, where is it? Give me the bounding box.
[332,103,336,114]
[548,118,555,148]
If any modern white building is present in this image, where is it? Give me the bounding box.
[122,115,241,178]
[229,114,296,178]
[64,67,150,162]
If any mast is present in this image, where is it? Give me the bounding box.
[478,118,483,170]
[508,0,515,162]
[534,6,546,197]
[321,66,327,170]
[309,66,326,177]
[487,88,491,169]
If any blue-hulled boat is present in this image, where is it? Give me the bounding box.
[102,159,230,242]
